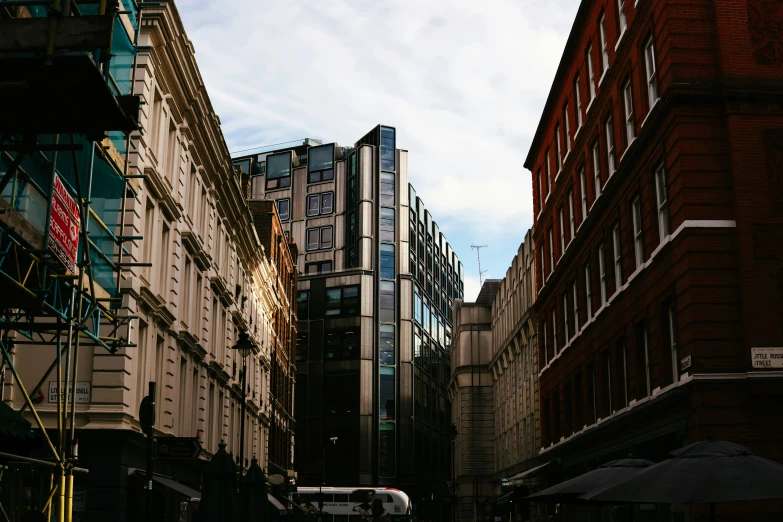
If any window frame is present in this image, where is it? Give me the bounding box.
[555,124,563,172]
[545,149,552,195]
[563,292,569,342]
[579,169,588,221]
[575,75,583,127]
[305,260,333,275]
[585,263,593,318]
[564,104,571,153]
[552,308,558,355]
[613,224,622,292]
[305,225,334,251]
[592,141,602,198]
[548,228,555,272]
[559,208,566,253]
[265,151,292,191]
[644,37,659,109]
[572,280,579,335]
[623,79,635,144]
[598,244,607,305]
[275,198,290,222]
[632,195,643,268]
[307,144,335,184]
[605,116,616,175]
[324,285,360,317]
[655,163,669,242]
[599,15,609,74]
[617,0,627,35]
[306,191,334,217]
[568,190,575,241]
[587,45,596,101]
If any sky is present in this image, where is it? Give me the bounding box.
[176,0,580,301]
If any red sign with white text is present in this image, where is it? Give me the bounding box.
[48,174,80,274]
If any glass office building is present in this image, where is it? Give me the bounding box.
[233,125,464,521]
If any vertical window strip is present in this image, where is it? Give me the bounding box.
[624,80,635,144]
[563,293,569,342]
[555,125,562,172]
[592,141,602,198]
[668,305,678,383]
[655,164,669,241]
[587,45,596,101]
[632,196,643,267]
[552,309,558,355]
[572,281,579,334]
[598,244,607,305]
[617,0,627,34]
[606,116,616,175]
[580,169,588,220]
[575,76,583,127]
[568,191,575,240]
[549,228,555,272]
[613,224,622,291]
[546,149,552,195]
[559,209,566,253]
[543,319,548,365]
[585,263,593,318]
[600,16,609,73]
[564,104,571,153]
[645,37,659,108]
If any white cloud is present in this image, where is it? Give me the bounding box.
[176,0,579,243]
[463,275,482,303]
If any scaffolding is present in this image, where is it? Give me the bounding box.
[0,0,142,520]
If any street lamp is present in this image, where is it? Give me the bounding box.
[232,329,256,481]
[319,436,338,518]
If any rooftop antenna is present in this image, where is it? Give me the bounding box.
[471,244,489,286]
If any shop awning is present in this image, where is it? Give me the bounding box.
[129,468,201,500]
[506,461,555,485]
[268,493,287,512]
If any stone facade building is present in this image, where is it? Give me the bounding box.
[526,0,783,519]
[2,2,296,520]
[450,231,538,522]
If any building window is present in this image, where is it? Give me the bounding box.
[605,116,616,176]
[380,367,395,420]
[275,198,290,221]
[613,224,622,292]
[538,169,544,214]
[555,124,562,172]
[559,208,566,253]
[380,244,395,279]
[564,104,571,153]
[579,169,588,221]
[306,226,333,251]
[543,319,548,365]
[655,164,669,242]
[548,228,555,272]
[575,76,583,127]
[414,292,422,324]
[540,247,546,283]
[636,321,651,397]
[325,285,360,316]
[379,422,395,478]
[552,309,558,355]
[587,45,596,101]
[572,281,579,335]
[617,0,627,35]
[623,80,635,144]
[381,126,396,171]
[545,149,552,195]
[603,350,612,415]
[632,196,643,268]
[644,37,659,108]
[325,329,359,360]
[305,260,332,275]
[379,280,395,323]
[297,291,309,320]
[265,152,291,190]
[381,172,395,206]
[585,263,593,318]
[598,244,607,306]
[308,144,335,183]
[592,141,602,198]
[380,324,395,366]
[380,207,395,242]
[563,292,569,342]
[599,15,609,74]
[667,304,678,384]
[616,338,628,408]
[568,190,575,241]
[306,192,334,217]
[296,332,308,362]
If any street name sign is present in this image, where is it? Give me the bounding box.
[156,437,202,459]
[751,347,783,369]
[48,173,80,274]
[48,381,91,403]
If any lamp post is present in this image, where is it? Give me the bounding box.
[319,436,337,519]
[232,329,256,486]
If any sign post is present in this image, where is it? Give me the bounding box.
[156,438,202,459]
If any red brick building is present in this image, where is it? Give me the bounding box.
[525,0,783,516]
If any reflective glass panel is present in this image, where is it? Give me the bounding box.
[380,324,395,365]
[380,243,395,279]
[379,367,395,420]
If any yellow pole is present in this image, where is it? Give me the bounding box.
[58,468,66,522]
[65,469,74,522]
